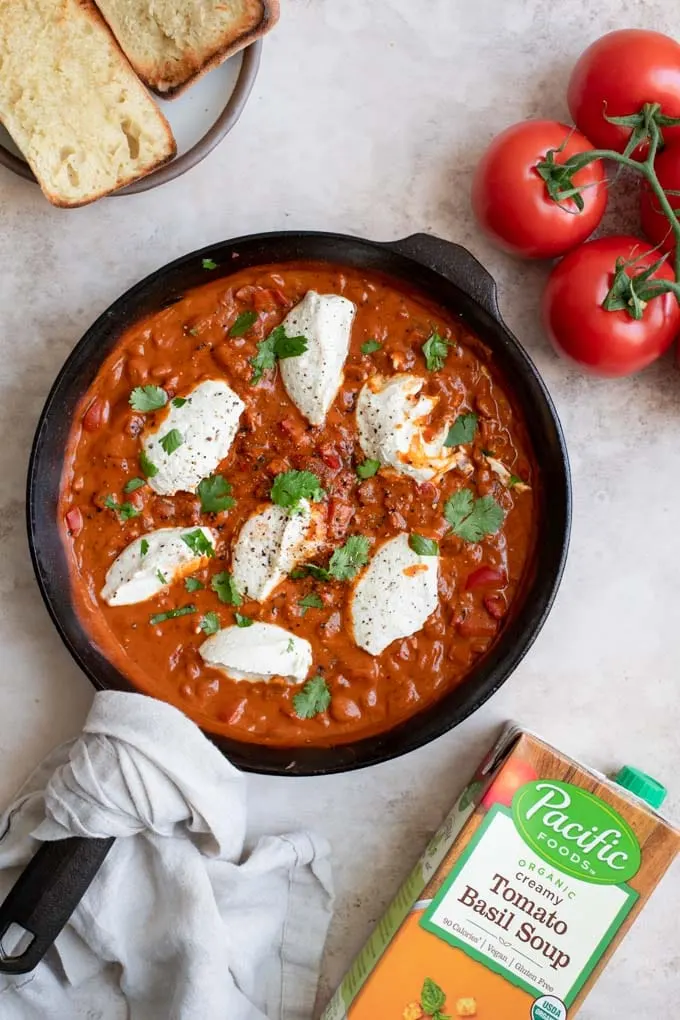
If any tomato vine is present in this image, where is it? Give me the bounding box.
[537,103,680,314]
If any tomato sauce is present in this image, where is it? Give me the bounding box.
[59,262,537,747]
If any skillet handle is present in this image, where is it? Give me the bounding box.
[0,836,114,974]
[384,233,502,322]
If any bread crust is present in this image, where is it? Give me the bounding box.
[110,0,280,99]
[41,136,176,207]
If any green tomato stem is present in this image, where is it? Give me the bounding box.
[559,130,680,292]
[643,278,680,301]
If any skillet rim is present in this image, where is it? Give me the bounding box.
[26,230,571,775]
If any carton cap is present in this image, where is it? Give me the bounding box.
[615,765,667,809]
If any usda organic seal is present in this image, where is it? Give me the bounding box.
[531,994,567,1020]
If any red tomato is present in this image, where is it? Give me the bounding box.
[319,445,342,470]
[465,566,506,591]
[253,289,281,313]
[417,481,438,502]
[543,236,680,376]
[471,120,607,258]
[640,143,680,252]
[568,30,680,152]
[484,596,506,620]
[64,507,83,537]
[279,417,305,442]
[327,498,354,540]
[482,759,538,810]
[82,397,109,432]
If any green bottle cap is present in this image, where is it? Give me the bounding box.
[614,765,667,810]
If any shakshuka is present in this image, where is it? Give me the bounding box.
[59,261,537,746]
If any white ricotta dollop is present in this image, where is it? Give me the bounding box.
[356,373,471,482]
[231,499,327,602]
[101,526,216,606]
[279,291,356,426]
[350,532,439,655]
[199,622,312,683]
[142,379,245,496]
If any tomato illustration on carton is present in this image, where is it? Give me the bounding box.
[481,758,538,809]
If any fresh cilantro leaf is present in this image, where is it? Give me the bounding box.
[129,385,168,412]
[422,331,450,372]
[286,638,295,653]
[140,539,149,557]
[305,563,332,581]
[229,310,258,337]
[156,569,167,585]
[444,489,505,542]
[185,577,204,592]
[298,592,324,616]
[291,563,332,581]
[159,429,183,455]
[202,258,217,270]
[444,412,478,447]
[197,474,235,514]
[298,539,371,584]
[200,611,220,636]
[234,613,254,628]
[103,495,140,521]
[293,675,331,719]
[139,450,158,478]
[328,535,371,581]
[421,977,447,1015]
[270,470,325,514]
[250,325,308,383]
[211,571,242,606]
[360,339,382,354]
[444,489,473,526]
[268,326,308,360]
[508,474,522,487]
[124,477,145,493]
[356,458,381,479]
[150,605,196,626]
[180,529,215,558]
[172,397,187,408]
[250,338,277,383]
[409,533,439,556]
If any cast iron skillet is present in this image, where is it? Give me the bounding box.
[27,231,571,777]
[3,232,570,975]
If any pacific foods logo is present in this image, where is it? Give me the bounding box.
[512,781,641,884]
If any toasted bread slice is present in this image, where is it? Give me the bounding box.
[93,0,280,98]
[0,0,176,207]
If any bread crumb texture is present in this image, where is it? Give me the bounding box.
[94,0,278,93]
[0,0,176,205]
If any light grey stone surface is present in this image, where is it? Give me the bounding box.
[0,1,678,1016]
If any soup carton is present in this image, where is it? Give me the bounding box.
[321,724,679,1020]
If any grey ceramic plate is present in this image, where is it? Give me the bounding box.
[0,41,261,196]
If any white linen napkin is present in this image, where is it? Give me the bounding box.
[0,690,333,1020]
